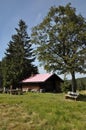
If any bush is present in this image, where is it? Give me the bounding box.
[61,80,71,93]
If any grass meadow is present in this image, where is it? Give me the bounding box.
[0,91,86,130]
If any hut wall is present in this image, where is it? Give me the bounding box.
[22,83,40,92]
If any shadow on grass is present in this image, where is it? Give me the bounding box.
[77,94,86,102]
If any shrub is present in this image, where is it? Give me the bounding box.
[61,80,71,93]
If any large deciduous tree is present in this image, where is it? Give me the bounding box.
[31,3,86,92]
[2,20,38,88]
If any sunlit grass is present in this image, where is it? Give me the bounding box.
[0,92,86,130]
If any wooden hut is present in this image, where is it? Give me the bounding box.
[21,73,63,93]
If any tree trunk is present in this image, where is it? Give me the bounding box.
[71,71,77,92]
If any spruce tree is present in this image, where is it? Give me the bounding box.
[2,20,38,88]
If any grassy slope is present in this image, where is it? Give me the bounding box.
[0,92,86,130]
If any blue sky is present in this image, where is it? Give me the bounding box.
[0,0,86,79]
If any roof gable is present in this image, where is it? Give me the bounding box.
[22,73,63,83]
[22,73,53,83]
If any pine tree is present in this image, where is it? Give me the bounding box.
[2,20,38,88]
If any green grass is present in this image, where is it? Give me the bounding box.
[0,92,86,130]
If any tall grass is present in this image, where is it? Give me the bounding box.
[0,92,86,130]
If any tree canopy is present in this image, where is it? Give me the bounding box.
[2,20,38,88]
[31,3,86,92]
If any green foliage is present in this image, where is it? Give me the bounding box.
[1,20,38,88]
[76,77,86,90]
[61,79,71,93]
[68,77,86,91]
[31,3,86,92]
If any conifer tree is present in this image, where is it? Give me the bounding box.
[2,20,38,88]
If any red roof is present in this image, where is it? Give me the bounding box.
[22,73,54,83]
